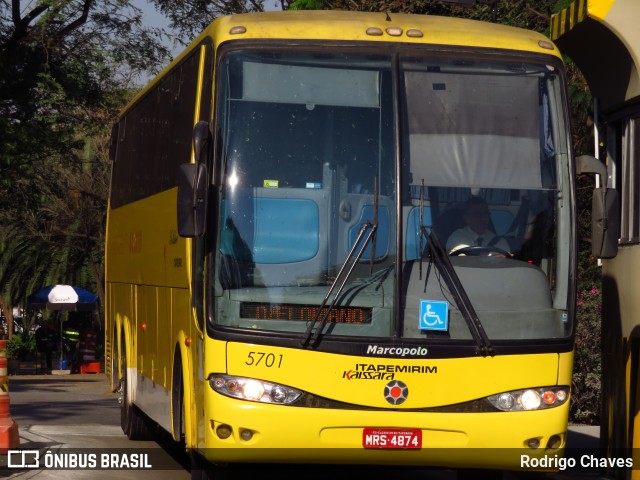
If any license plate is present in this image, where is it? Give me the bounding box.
[362,428,422,449]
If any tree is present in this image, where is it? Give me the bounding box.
[1,1,171,169]
[149,0,292,45]
[0,1,171,331]
[0,1,271,333]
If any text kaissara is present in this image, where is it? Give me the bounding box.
[343,363,437,380]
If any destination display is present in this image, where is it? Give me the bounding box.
[240,302,372,323]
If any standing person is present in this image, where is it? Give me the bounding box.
[62,314,81,373]
[446,196,511,254]
[35,321,58,373]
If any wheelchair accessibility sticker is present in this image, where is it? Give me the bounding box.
[419,300,449,331]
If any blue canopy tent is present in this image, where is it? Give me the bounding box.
[27,285,98,311]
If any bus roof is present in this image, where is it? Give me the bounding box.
[124,10,560,115]
[551,0,640,112]
[207,11,558,54]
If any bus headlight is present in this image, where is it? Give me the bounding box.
[487,386,569,411]
[209,374,302,404]
[520,389,541,410]
[242,380,265,401]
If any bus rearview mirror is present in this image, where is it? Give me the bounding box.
[576,155,619,259]
[177,162,208,237]
[193,121,211,164]
[592,187,619,259]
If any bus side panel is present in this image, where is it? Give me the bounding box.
[628,339,640,480]
[105,203,134,391]
[107,191,184,285]
[107,190,192,434]
[136,286,151,379]
[105,282,135,392]
[603,248,640,340]
[602,248,639,475]
[105,281,114,390]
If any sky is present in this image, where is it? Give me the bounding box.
[131,0,281,80]
[133,0,172,32]
[130,0,180,81]
[133,0,282,40]
[133,0,280,56]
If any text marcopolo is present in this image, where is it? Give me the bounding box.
[366,345,428,357]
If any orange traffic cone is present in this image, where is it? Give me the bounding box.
[0,340,19,454]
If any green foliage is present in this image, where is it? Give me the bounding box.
[288,0,330,9]
[572,286,602,424]
[0,1,170,157]
[0,1,159,315]
[150,0,271,45]
[6,331,37,361]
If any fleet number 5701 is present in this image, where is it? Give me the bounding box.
[245,352,283,368]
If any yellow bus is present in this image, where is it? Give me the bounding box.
[106,10,584,477]
[552,0,640,477]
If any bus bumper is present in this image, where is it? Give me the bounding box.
[200,394,569,470]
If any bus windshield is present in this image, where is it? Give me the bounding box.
[213,47,572,344]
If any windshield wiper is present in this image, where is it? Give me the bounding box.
[419,226,494,357]
[302,177,379,349]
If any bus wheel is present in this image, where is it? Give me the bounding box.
[120,342,153,440]
[190,451,229,480]
[172,348,185,446]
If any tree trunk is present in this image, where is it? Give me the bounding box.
[0,295,14,339]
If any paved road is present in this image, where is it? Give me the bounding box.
[1,374,189,479]
[0,374,609,479]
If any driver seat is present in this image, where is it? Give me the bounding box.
[433,205,464,245]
